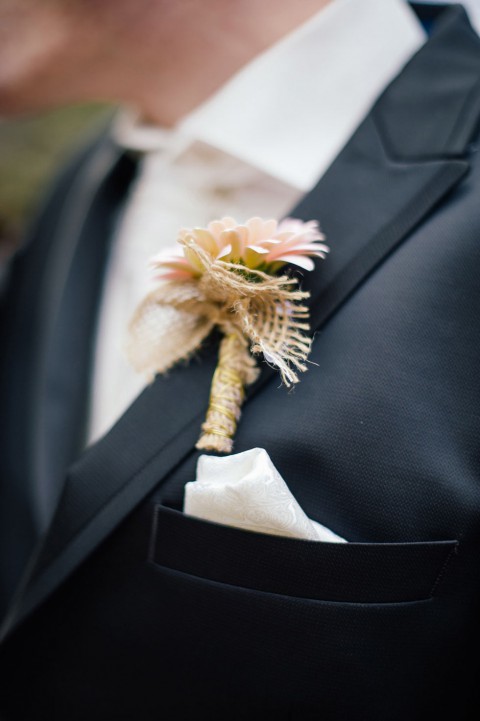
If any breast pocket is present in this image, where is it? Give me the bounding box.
[140,503,466,718]
[149,503,457,604]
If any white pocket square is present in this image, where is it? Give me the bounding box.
[184,447,346,543]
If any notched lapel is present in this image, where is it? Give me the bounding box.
[296,116,468,332]
[294,4,479,330]
[3,4,480,641]
[375,6,480,160]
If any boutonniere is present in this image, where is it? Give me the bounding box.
[128,216,328,453]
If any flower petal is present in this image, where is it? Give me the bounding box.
[190,228,218,255]
[246,217,266,243]
[244,246,269,268]
[184,246,206,274]
[220,229,244,259]
[220,216,237,229]
[153,258,193,272]
[261,218,278,238]
[216,243,232,260]
[272,254,316,271]
[208,219,229,243]
[246,244,270,254]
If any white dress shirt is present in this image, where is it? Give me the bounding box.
[87,0,425,444]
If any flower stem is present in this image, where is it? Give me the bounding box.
[196,333,258,453]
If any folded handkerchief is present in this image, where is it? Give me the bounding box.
[184,447,346,543]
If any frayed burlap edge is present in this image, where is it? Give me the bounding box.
[127,238,313,452]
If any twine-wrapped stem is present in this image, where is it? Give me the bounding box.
[196,332,259,453]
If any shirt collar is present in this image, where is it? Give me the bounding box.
[114,0,425,192]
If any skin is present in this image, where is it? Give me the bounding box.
[0,0,332,125]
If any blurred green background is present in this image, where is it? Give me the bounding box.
[0,104,112,261]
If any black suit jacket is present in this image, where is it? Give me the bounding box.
[1,5,480,719]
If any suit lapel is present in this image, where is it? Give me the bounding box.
[29,138,136,532]
[2,4,479,639]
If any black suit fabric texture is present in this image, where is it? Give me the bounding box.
[0,136,137,616]
[1,4,480,720]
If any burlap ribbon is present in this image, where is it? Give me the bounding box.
[127,239,312,452]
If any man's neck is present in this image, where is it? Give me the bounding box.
[115,0,334,126]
